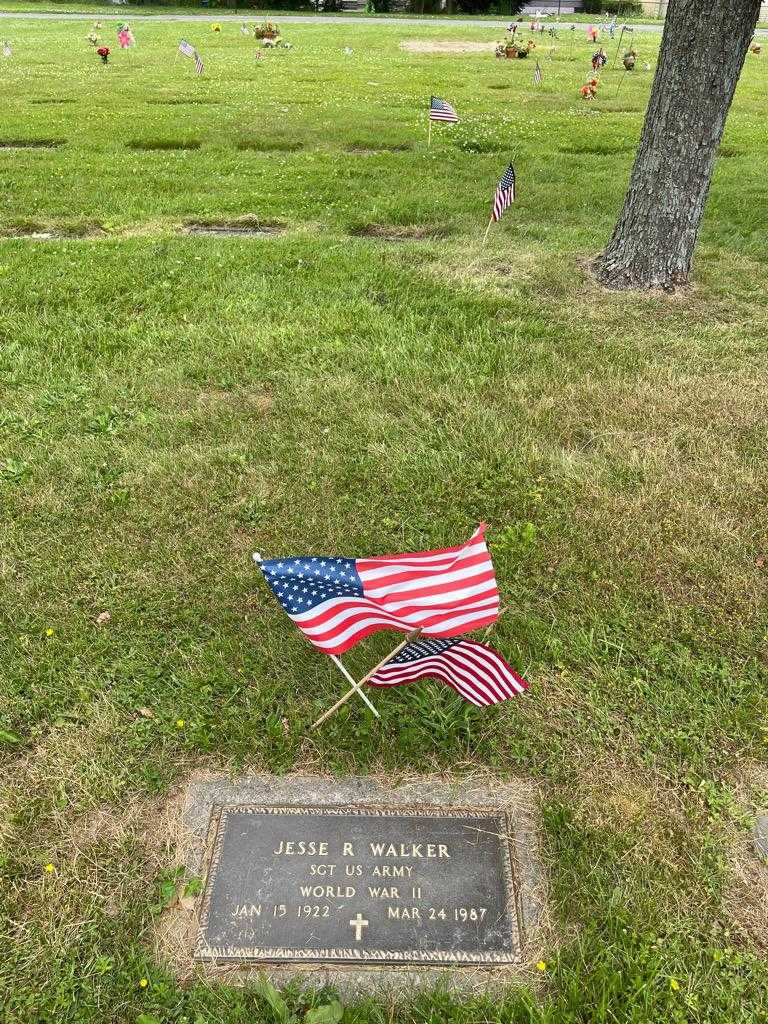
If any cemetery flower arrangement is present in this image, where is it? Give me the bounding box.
[97,46,110,64]
[503,36,533,58]
[211,23,221,33]
[580,77,600,99]
[623,49,637,70]
[254,21,281,42]
[117,25,134,49]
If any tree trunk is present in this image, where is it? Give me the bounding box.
[592,0,760,291]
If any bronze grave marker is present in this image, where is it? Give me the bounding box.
[196,804,523,966]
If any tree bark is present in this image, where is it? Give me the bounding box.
[592,0,760,291]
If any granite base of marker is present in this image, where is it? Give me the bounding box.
[157,774,547,995]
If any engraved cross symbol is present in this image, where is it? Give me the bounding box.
[349,912,369,942]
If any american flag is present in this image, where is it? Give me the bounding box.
[429,96,459,124]
[2,41,11,58]
[178,39,196,58]
[241,23,250,35]
[533,61,543,85]
[491,163,516,222]
[194,50,204,75]
[258,524,500,656]
[369,637,528,708]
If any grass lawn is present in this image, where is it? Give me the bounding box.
[1,14,767,1024]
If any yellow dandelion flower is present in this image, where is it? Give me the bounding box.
[45,628,54,637]
[176,719,185,729]
[44,862,55,873]
[670,978,680,991]
[139,977,148,988]
[536,960,547,971]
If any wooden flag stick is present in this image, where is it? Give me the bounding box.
[483,218,494,245]
[427,120,432,148]
[311,629,422,730]
[328,655,380,718]
[615,69,628,96]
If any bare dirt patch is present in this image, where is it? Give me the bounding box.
[184,217,285,238]
[0,222,105,241]
[0,138,66,149]
[400,40,495,55]
[128,139,202,152]
[351,223,448,243]
[150,98,221,107]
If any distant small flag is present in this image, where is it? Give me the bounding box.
[343,46,354,56]
[240,23,250,35]
[429,95,459,124]
[533,60,543,85]
[2,41,11,58]
[369,637,528,708]
[179,40,203,74]
[491,163,516,222]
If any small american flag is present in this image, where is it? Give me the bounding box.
[533,60,543,85]
[491,163,516,222]
[369,637,528,708]
[2,41,11,58]
[429,96,459,123]
[258,524,500,656]
[178,39,196,58]
[193,50,204,75]
[240,23,250,35]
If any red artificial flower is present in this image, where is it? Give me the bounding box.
[97,46,110,57]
